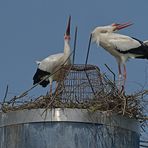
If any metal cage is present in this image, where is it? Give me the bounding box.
[56,64,115,103]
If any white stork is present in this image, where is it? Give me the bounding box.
[33,16,72,96]
[91,22,148,91]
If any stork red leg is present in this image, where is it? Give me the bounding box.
[119,64,127,94]
[123,64,127,87]
[55,82,59,96]
[118,63,122,90]
[49,82,52,97]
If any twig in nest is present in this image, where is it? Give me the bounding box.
[137,116,148,120]
[123,97,127,115]
[41,85,65,116]
[1,85,9,112]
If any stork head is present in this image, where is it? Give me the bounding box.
[91,22,133,42]
[64,16,71,41]
[91,25,113,42]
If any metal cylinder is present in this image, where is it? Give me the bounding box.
[0,108,139,148]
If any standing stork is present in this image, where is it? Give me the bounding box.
[91,22,148,91]
[33,16,72,96]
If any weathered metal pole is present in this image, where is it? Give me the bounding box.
[0,108,139,148]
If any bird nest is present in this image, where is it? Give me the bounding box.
[0,64,147,120]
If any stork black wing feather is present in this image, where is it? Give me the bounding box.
[117,37,148,59]
[33,68,50,87]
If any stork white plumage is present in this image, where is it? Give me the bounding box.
[144,40,148,46]
[33,16,71,96]
[91,22,148,91]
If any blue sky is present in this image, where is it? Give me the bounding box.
[0,0,148,97]
[0,0,148,142]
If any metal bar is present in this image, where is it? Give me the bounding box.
[104,64,116,84]
[73,26,78,64]
[84,34,96,95]
[85,34,92,65]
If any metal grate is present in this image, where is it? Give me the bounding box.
[56,64,114,103]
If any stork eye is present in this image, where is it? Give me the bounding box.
[101,30,107,33]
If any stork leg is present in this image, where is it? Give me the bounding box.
[49,82,52,97]
[119,64,126,94]
[55,81,59,96]
[118,63,122,91]
[123,64,127,88]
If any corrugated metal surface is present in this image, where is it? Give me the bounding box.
[0,109,139,148]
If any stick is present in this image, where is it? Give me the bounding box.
[2,85,9,104]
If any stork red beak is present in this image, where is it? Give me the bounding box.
[112,22,133,31]
[65,16,71,36]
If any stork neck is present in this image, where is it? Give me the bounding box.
[63,39,71,64]
[64,39,71,55]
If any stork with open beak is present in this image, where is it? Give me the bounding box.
[91,22,148,91]
[33,16,72,96]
